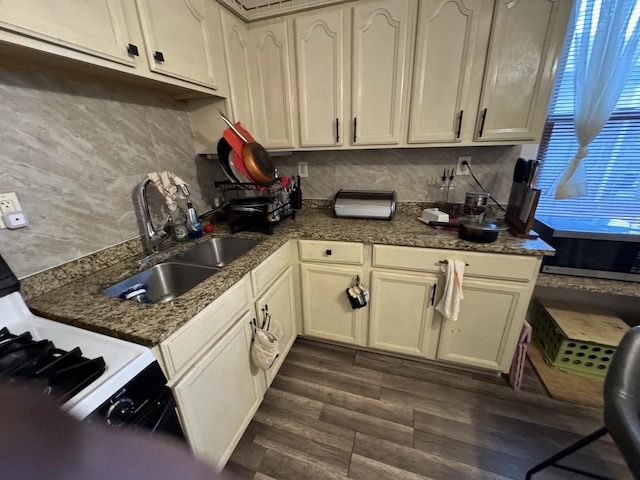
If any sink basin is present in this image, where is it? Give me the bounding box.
[104,262,219,304]
[170,237,261,268]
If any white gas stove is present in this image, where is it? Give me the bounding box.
[0,291,155,419]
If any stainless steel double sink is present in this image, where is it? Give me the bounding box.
[104,238,261,304]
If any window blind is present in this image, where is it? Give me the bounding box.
[535,0,640,223]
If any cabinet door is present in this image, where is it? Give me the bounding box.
[408,0,492,143]
[369,270,440,359]
[255,266,297,387]
[351,0,412,145]
[474,0,572,142]
[172,312,262,470]
[300,263,366,346]
[436,278,530,372]
[250,20,297,149]
[0,0,135,66]
[220,8,258,135]
[294,8,345,147]
[135,0,217,89]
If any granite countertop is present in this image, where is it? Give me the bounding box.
[536,273,640,298]
[26,206,555,347]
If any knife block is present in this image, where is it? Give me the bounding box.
[505,182,540,239]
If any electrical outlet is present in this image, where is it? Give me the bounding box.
[456,156,471,176]
[0,192,22,229]
[298,162,309,178]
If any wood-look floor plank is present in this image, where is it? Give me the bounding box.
[358,350,603,420]
[222,339,629,480]
[413,408,626,468]
[290,338,356,364]
[251,421,352,474]
[320,403,414,447]
[262,387,324,420]
[348,453,433,480]
[276,362,381,400]
[353,432,513,480]
[253,401,355,451]
[381,372,602,436]
[271,374,413,426]
[257,447,350,480]
[285,349,384,386]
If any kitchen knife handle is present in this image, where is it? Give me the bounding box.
[353,117,357,143]
[456,110,464,139]
[336,118,340,143]
[478,108,487,137]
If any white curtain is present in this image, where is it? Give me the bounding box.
[554,0,640,199]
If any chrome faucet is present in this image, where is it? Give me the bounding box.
[139,178,171,255]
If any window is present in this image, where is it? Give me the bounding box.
[535,0,640,223]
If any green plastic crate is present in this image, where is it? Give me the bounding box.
[532,301,618,379]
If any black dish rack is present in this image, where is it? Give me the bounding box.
[215,180,295,235]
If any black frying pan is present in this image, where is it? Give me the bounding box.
[429,219,508,243]
[216,137,239,183]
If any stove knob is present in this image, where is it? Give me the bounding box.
[106,397,135,427]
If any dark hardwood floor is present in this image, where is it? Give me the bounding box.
[222,338,631,479]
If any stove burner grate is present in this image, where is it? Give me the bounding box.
[0,326,106,402]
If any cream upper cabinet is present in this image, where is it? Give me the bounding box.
[474,0,573,142]
[249,20,297,149]
[0,0,135,66]
[135,0,218,89]
[408,0,492,143]
[294,8,346,147]
[436,278,531,371]
[368,270,440,358]
[351,0,413,145]
[220,8,258,135]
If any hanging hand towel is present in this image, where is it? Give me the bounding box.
[147,171,187,211]
[251,329,279,371]
[435,259,465,321]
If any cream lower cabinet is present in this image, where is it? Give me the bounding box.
[172,311,262,471]
[368,270,440,358]
[436,278,531,371]
[298,240,367,346]
[300,263,367,345]
[254,266,297,387]
[159,277,263,470]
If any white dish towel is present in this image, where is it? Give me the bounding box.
[148,171,187,211]
[435,259,466,321]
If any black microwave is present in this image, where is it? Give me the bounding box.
[534,216,640,283]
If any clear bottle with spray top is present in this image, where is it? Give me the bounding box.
[436,169,448,213]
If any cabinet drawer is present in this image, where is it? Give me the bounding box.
[160,276,251,378]
[372,245,540,283]
[251,241,291,296]
[298,240,364,265]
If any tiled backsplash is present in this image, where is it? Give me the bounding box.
[0,65,216,279]
[1,64,526,280]
[273,145,521,203]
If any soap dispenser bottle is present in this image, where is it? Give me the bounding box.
[186,199,202,240]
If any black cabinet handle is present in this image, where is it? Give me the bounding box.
[127,44,139,56]
[478,108,487,137]
[325,249,332,256]
[353,117,357,143]
[336,118,340,143]
[153,51,165,62]
[430,283,437,306]
[456,110,464,139]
